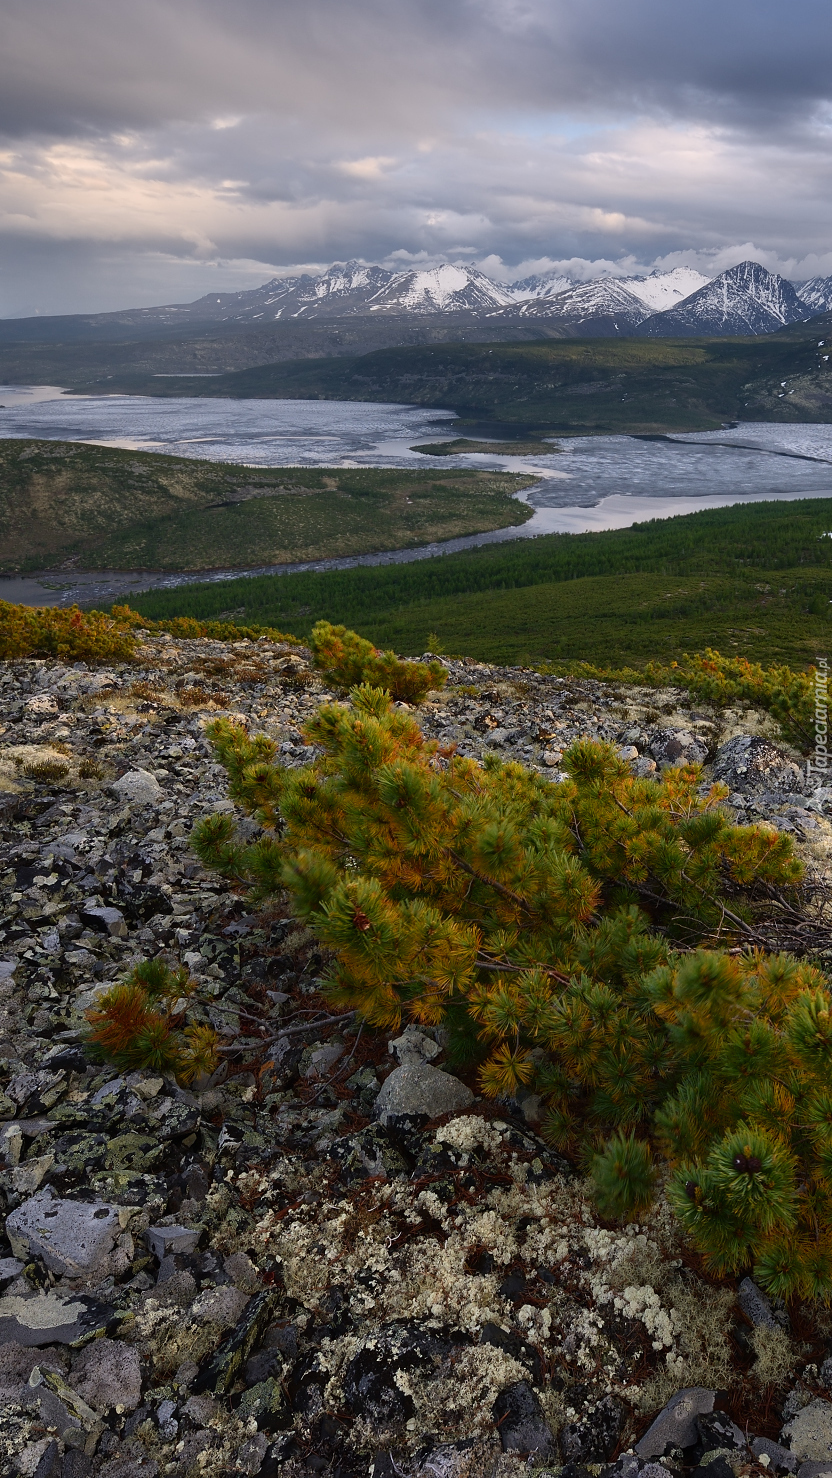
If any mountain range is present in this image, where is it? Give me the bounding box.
[2,260,832,345]
[122,259,832,338]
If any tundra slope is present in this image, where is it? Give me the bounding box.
[1,635,832,1475]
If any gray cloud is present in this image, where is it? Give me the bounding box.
[0,0,830,314]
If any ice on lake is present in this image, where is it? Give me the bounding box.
[1,386,831,604]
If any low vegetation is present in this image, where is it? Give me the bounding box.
[0,599,139,662]
[191,679,832,1297]
[413,437,557,455]
[127,495,832,670]
[0,438,534,573]
[85,958,219,1085]
[309,620,446,701]
[146,319,832,432]
[0,598,299,661]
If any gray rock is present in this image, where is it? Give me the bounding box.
[0,1257,24,1288]
[7,1190,120,1275]
[712,735,803,796]
[33,1439,63,1478]
[752,1438,799,1472]
[601,1458,675,1478]
[697,1411,747,1453]
[191,1284,250,1328]
[783,1401,832,1462]
[636,1388,716,1457]
[374,1061,474,1128]
[561,1395,623,1462]
[79,904,128,939]
[650,729,709,768]
[145,1224,201,1260]
[492,1380,557,1458]
[0,1289,116,1346]
[632,756,658,777]
[69,1338,142,1413]
[109,769,162,805]
[389,1026,442,1064]
[25,1366,100,1432]
[739,1276,788,1329]
[223,1252,260,1294]
[738,1276,774,1327]
[797,1466,832,1478]
[192,1287,281,1395]
[820,1359,832,1394]
[302,1042,345,1078]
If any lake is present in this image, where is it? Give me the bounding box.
[2,384,831,606]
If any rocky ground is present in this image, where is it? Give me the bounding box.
[2,633,832,1478]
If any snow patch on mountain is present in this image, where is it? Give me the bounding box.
[623,267,710,311]
[796,276,832,313]
[375,264,517,312]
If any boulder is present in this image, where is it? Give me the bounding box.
[69,1338,142,1413]
[636,1388,715,1457]
[650,730,709,769]
[7,1190,120,1276]
[712,735,803,796]
[374,1062,474,1129]
[79,904,128,939]
[388,1026,442,1064]
[109,769,162,806]
[783,1400,832,1463]
[0,1290,116,1346]
[145,1224,202,1260]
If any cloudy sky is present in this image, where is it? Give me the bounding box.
[1,0,831,315]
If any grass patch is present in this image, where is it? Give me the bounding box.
[125,496,832,670]
[0,439,535,572]
[413,438,559,456]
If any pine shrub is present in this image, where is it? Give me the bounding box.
[191,683,832,1295]
[664,649,815,753]
[0,600,137,662]
[309,620,446,701]
[559,648,815,753]
[85,958,220,1085]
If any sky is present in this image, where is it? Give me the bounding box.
[1,0,831,316]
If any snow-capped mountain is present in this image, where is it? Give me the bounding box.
[484,267,712,334]
[498,277,652,333]
[369,264,520,313]
[795,276,832,314]
[511,270,578,299]
[636,261,810,337]
[182,262,518,322]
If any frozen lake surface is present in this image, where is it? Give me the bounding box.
[2,384,832,606]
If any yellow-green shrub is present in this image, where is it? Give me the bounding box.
[310,620,446,701]
[0,600,137,662]
[191,685,831,1297]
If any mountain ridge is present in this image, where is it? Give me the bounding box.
[2,259,830,344]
